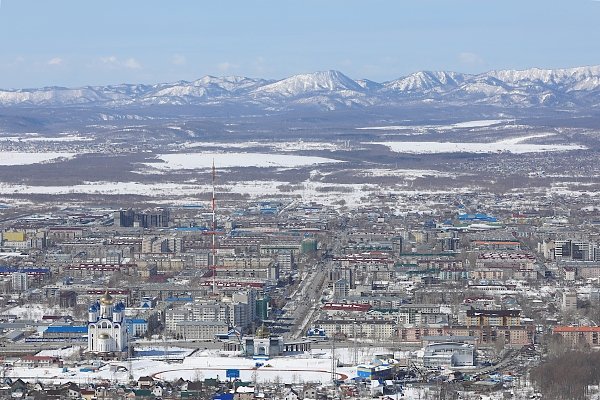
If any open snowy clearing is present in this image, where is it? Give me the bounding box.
[6,347,401,385]
[372,140,585,154]
[0,151,77,165]
[0,135,92,142]
[147,152,342,170]
[0,180,370,208]
[5,304,64,321]
[36,346,83,358]
[356,168,466,179]
[357,119,513,131]
[0,179,488,211]
[180,140,355,152]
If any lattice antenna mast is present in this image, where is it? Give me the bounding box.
[331,329,336,384]
[211,159,217,295]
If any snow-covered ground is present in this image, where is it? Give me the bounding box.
[4,304,64,321]
[36,346,83,358]
[0,135,92,142]
[0,151,77,165]
[372,140,585,154]
[179,140,356,152]
[356,168,466,179]
[146,152,342,170]
[0,180,367,208]
[357,119,513,131]
[5,347,403,385]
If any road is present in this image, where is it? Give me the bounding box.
[281,262,329,339]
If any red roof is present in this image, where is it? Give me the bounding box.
[323,303,371,312]
[554,326,600,333]
[21,355,59,361]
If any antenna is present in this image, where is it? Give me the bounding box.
[353,321,358,365]
[331,328,336,384]
[127,333,133,382]
[211,159,217,295]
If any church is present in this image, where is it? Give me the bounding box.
[87,290,128,357]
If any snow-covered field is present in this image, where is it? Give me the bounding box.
[180,140,355,152]
[0,135,92,142]
[0,178,489,213]
[357,119,513,131]
[6,348,386,385]
[372,140,585,154]
[5,304,64,321]
[0,180,370,208]
[147,152,342,170]
[7,345,543,397]
[37,346,83,358]
[356,168,465,179]
[0,151,77,165]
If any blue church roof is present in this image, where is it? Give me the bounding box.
[46,326,87,334]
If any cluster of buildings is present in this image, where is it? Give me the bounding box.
[1,191,600,398]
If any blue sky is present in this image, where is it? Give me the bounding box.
[0,0,599,88]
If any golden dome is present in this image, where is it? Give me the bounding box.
[255,324,270,339]
[100,290,114,305]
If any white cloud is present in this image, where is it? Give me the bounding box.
[4,56,26,68]
[100,56,117,64]
[172,54,186,66]
[99,55,142,70]
[253,56,266,74]
[123,57,141,70]
[47,57,63,66]
[217,61,238,73]
[458,52,485,66]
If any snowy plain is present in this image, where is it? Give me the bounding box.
[4,346,402,385]
[0,151,77,165]
[372,140,585,154]
[147,152,343,170]
[357,119,513,131]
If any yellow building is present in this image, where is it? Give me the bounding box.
[3,231,25,242]
[465,309,521,327]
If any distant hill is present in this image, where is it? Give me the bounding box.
[1,65,600,111]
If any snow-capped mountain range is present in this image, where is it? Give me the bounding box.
[2,66,600,110]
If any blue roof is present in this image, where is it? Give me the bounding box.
[0,267,50,274]
[458,213,498,222]
[46,326,87,333]
[20,268,50,273]
[165,297,193,302]
[126,319,147,324]
[213,394,234,400]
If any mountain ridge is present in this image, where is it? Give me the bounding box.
[1,65,600,110]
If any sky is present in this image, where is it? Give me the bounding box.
[0,0,599,88]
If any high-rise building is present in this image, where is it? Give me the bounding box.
[11,272,28,292]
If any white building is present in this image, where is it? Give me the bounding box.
[87,291,128,355]
[11,272,28,292]
[420,336,476,368]
[175,320,228,340]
